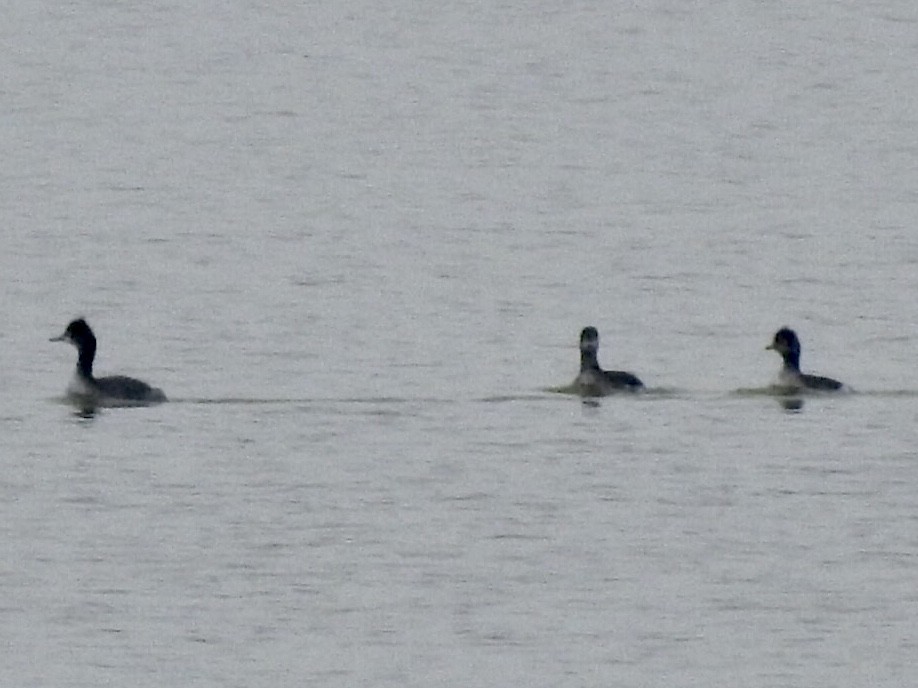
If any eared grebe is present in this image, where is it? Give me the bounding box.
[51,318,167,405]
[573,326,644,395]
[766,327,844,392]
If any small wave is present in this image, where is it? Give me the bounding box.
[840,389,918,398]
[479,393,559,403]
[170,397,305,405]
[169,396,457,406]
[543,383,580,395]
[733,384,857,397]
[52,388,918,413]
[543,384,683,398]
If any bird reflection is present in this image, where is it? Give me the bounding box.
[778,396,805,412]
[75,407,98,420]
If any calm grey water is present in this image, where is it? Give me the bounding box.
[3,0,918,685]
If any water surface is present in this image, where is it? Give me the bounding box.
[3,0,918,685]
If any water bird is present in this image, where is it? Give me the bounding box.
[573,326,644,395]
[50,318,167,406]
[766,327,844,392]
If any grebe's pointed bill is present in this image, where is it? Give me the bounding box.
[50,318,94,346]
[50,330,73,344]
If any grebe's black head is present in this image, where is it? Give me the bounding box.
[580,326,600,354]
[766,327,801,367]
[766,327,800,355]
[51,319,98,379]
[50,318,96,349]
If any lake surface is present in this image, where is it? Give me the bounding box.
[3,0,918,685]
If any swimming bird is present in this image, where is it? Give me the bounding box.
[573,326,644,395]
[50,318,167,406]
[766,327,844,392]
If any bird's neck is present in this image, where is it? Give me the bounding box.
[77,344,96,380]
[580,350,600,372]
[781,349,801,372]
